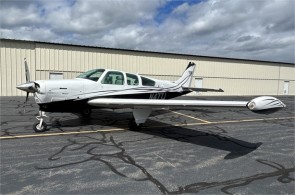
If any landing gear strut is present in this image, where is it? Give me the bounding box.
[129,108,151,131]
[33,111,48,133]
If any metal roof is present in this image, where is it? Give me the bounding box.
[1,38,294,65]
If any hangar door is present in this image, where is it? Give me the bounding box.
[50,73,64,80]
[195,78,203,88]
[283,81,289,95]
[195,78,203,94]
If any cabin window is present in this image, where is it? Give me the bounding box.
[141,76,155,86]
[101,71,124,85]
[126,73,139,86]
[76,69,105,82]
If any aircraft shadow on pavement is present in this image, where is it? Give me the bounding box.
[49,108,262,160]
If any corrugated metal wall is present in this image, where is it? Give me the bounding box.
[195,58,295,95]
[1,40,36,96]
[1,39,294,96]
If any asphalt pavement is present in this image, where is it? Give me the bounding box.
[0,96,294,194]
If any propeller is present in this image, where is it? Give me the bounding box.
[16,58,38,103]
[25,91,29,103]
[24,58,30,102]
[25,58,30,82]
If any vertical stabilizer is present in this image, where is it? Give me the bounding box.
[175,62,196,87]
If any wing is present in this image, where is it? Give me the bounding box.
[87,96,285,126]
[88,98,247,108]
[88,96,285,111]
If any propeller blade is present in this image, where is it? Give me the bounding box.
[24,58,30,82]
[25,92,29,103]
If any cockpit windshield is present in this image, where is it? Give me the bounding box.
[76,69,105,81]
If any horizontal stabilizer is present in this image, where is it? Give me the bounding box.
[183,87,224,92]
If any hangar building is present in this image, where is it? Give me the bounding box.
[0,38,294,96]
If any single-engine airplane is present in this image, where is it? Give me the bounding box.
[17,59,286,132]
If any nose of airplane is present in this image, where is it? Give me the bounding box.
[16,82,38,93]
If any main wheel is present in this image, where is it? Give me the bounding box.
[33,121,47,133]
[128,119,142,131]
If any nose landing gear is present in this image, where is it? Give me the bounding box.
[33,111,48,133]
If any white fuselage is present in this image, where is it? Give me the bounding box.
[34,69,184,104]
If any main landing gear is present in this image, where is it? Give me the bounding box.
[33,111,48,133]
[128,119,143,131]
[128,108,152,131]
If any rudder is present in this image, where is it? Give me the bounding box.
[175,62,196,87]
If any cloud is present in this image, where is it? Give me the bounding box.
[99,25,149,49]
[1,27,59,42]
[172,2,190,15]
[44,0,163,34]
[157,0,295,62]
[0,1,42,28]
[0,0,294,63]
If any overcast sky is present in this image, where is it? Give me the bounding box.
[1,0,294,63]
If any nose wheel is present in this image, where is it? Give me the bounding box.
[33,121,47,133]
[33,111,48,133]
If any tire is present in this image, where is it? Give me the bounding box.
[33,121,47,133]
[128,119,142,131]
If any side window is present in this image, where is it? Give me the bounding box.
[76,69,105,82]
[141,76,155,86]
[126,73,139,86]
[101,71,124,85]
[87,71,104,82]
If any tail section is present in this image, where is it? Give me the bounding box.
[175,62,196,87]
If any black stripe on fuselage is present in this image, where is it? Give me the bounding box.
[38,91,190,113]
